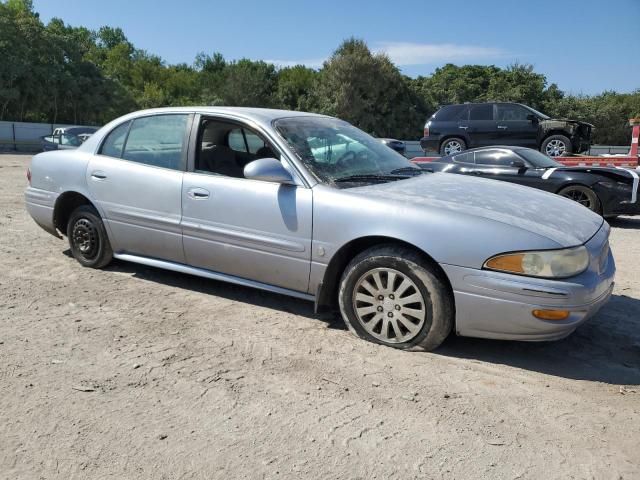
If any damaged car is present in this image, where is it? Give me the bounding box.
[420,102,594,156]
[421,146,640,218]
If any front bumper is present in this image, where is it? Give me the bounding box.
[441,223,615,341]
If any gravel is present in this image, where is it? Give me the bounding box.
[1,154,639,479]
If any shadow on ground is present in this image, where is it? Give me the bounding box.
[70,252,640,386]
[608,216,640,229]
[436,293,640,385]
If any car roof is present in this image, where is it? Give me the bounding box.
[441,101,525,108]
[120,106,330,123]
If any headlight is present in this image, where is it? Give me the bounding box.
[597,181,631,191]
[483,246,589,279]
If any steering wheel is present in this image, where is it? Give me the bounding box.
[334,151,358,171]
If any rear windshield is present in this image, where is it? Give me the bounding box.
[433,105,467,121]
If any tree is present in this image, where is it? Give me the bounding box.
[314,38,425,138]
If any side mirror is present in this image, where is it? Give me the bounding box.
[511,158,526,169]
[526,114,538,122]
[244,158,294,184]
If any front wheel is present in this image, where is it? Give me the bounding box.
[67,205,113,268]
[558,185,602,214]
[338,245,454,351]
[542,135,573,157]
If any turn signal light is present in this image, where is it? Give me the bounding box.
[532,309,570,321]
[485,254,525,274]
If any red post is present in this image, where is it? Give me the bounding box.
[629,119,640,161]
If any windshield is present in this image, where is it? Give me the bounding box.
[523,104,550,120]
[516,148,562,168]
[273,116,421,185]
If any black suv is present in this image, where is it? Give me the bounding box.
[420,102,593,157]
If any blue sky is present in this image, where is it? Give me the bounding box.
[34,0,639,95]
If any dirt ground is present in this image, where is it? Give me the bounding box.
[1,153,639,479]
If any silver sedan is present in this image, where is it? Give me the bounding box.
[25,107,615,351]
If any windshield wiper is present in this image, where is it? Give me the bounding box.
[333,173,409,183]
[388,166,425,176]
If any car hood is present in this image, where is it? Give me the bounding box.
[351,172,603,247]
[542,118,595,128]
[547,165,635,181]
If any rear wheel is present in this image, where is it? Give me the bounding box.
[542,135,573,157]
[67,205,113,268]
[558,185,602,214]
[338,245,454,351]
[440,137,466,156]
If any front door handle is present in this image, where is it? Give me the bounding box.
[91,171,107,180]
[459,125,469,130]
[188,187,210,199]
[497,125,508,129]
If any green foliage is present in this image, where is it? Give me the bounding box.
[313,38,425,138]
[0,2,637,145]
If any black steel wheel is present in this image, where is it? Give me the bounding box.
[67,205,113,268]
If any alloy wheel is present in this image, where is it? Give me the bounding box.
[545,139,567,157]
[560,188,595,210]
[352,267,427,344]
[444,141,462,155]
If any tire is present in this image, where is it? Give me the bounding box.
[338,245,454,351]
[439,137,466,156]
[557,185,602,214]
[66,205,113,268]
[541,135,573,157]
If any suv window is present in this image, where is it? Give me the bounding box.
[435,105,467,121]
[469,104,494,121]
[122,114,189,170]
[496,104,529,121]
[100,121,131,158]
[474,149,517,166]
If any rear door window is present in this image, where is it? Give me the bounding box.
[469,104,494,121]
[121,114,189,170]
[474,149,516,166]
[100,121,131,158]
[435,105,468,121]
[452,151,475,164]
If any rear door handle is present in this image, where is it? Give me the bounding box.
[497,125,508,129]
[187,187,210,199]
[91,171,107,180]
[458,125,469,130]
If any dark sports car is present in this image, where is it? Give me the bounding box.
[420,146,639,218]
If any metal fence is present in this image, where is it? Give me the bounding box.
[0,120,631,157]
[0,121,95,152]
[402,140,631,159]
